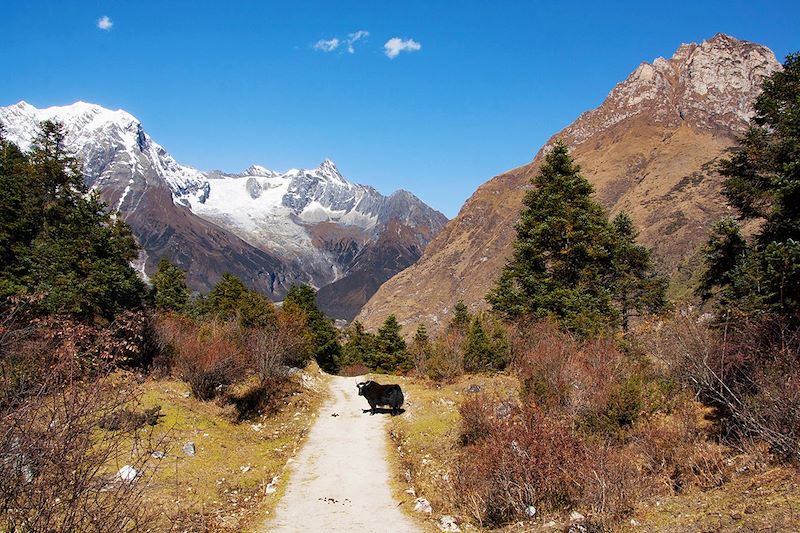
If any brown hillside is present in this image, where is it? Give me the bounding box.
[357,34,780,332]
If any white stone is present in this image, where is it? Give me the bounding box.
[414,498,433,514]
[438,515,461,532]
[116,465,138,482]
[183,442,196,456]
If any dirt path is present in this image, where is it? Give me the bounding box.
[262,376,420,532]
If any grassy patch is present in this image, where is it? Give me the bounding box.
[624,465,800,532]
[119,365,329,531]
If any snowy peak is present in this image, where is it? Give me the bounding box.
[316,158,346,183]
[242,164,276,177]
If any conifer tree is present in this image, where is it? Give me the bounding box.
[449,300,471,334]
[487,140,618,337]
[236,290,277,329]
[610,212,668,331]
[368,314,410,373]
[463,316,491,372]
[340,320,376,368]
[283,284,341,373]
[409,323,431,374]
[206,273,248,318]
[377,314,406,354]
[151,258,190,312]
[413,323,429,345]
[699,53,800,322]
[0,121,145,317]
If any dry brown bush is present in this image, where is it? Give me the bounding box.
[245,308,311,382]
[453,396,588,527]
[425,330,464,381]
[642,312,800,460]
[155,314,245,401]
[0,299,159,532]
[449,317,737,527]
[339,363,370,377]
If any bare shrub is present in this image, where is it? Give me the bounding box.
[453,317,732,526]
[339,363,370,377]
[228,376,296,421]
[425,330,464,381]
[511,320,578,412]
[457,393,496,446]
[156,314,244,401]
[0,300,159,532]
[246,309,311,383]
[453,399,588,527]
[645,312,800,460]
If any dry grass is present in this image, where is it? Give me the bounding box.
[381,373,519,531]
[121,364,329,531]
[382,361,800,531]
[624,463,800,532]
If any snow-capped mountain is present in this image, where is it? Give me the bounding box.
[0,101,447,319]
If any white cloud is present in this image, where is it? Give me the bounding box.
[345,30,369,54]
[384,37,421,59]
[313,38,340,52]
[97,15,113,31]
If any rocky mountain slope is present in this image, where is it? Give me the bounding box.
[0,102,446,319]
[357,34,780,332]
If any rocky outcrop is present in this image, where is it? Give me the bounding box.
[357,34,780,332]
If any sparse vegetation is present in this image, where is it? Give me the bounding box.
[0,122,332,531]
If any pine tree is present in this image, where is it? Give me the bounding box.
[408,323,431,375]
[449,300,471,334]
[610,212,668,331]
[700,53,800,322]
[151,259,190,312]
[236,290,277,329]
[487,140,619,337]
[340,320,376,368]
[283,284,341,373]
[0,121,145,318]
[463,316,491,372]
[413,323,429,345]
[368,314,410,373]
[206,273,249,318]
[696,217,748,303]
[377,314,406,354]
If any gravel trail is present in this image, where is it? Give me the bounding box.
[262,375,420,532]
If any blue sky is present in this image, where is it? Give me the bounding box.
[1,1,798,217]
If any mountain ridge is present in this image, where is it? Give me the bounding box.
[356,33,781,332]
[0,101,447,319]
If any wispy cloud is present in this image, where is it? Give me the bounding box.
[384,37,421,59]
[313,38,340,52]
[314,31,370,54]
[97,15,113,31]
[345,30,369,54]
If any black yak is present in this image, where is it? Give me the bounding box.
[356,380,404,415]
